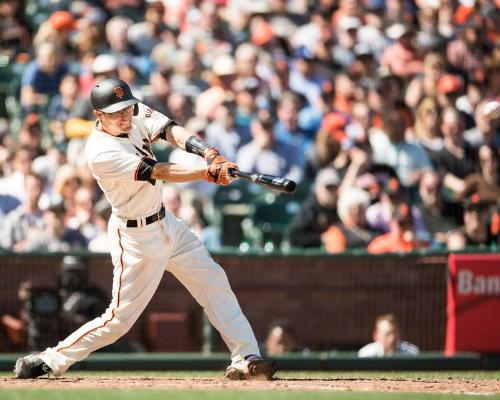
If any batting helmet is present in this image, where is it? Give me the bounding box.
[90,78,139,113]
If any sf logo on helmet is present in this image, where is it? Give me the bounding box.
[114,87,124,99]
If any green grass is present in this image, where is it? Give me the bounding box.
[2,390,498,400]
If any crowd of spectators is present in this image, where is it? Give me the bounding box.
[0,0,498,254]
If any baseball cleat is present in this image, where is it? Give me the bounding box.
[14,355,52,379]
[225,355,277,381]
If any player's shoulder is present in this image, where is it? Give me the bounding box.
[85,128,123,164]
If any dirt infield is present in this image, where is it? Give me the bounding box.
[1,376,500,394]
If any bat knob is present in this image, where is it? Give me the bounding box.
[284,180,297,194]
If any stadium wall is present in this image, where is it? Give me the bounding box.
[0,252,448,353]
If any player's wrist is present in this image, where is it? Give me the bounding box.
[185,135,221,163]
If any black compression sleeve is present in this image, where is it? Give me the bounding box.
[135,157,157,181]
[185,135,211,158]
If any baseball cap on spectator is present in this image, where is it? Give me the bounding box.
[315,167,341,189]
[81,7,108,25]
[463,193,490,211]
[91,54,118,75]
[354,43,373,58]
[437,74,463,94]
[212,54,236,76]
[48,10,75,31]
[294,46,315,61]
[252,20,274,46]
[365,0,385,11]
[386,23,415,40]
[339,16,362,31]
[321,113,348,142]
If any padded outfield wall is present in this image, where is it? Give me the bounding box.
[0,252,449,353]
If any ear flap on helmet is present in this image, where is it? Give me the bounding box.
[133,103,139,116]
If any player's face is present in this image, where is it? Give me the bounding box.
[98,105,134,134]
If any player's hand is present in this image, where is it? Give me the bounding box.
[204,155,238,185]
[203,147,220,164]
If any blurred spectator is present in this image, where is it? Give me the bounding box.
[289,46,325,108]
[66,186,98,242]
[0,145,33,202]
[274,92,313,165]
[366,177,430,241]
[447,194,499,250]
[236,114,303,183]
[88,199,111,253]
[432,107,478,196]
[17,114,44,158]
[367,202,430,254]
[2,256,108,350]
[369,110,433,188]
[19,203,88,252]
[128,1,171,56]
[464,99,500,148]
[0,0,30,54]
[47,73,81,144]
[20,42,69,114]
[411,97,442,153]
[381,23,423,79]
[206,102,241,161]
[162,183,182,219]
[171,49,209,100]
[332,16,362,69]
[322,187,382,253]
[288,167,340,249]
[405,52,446,110]
[457,144,500,205]
[33,10,75,52]
[358,313,419,357]
[263,319,308,356]
[436,74,465,110]
[447,17,490,80]
[0,172,44,251]
[415,171,461,246]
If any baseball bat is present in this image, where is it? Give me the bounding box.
[229,169,297,194]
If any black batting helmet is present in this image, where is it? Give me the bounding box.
[91,78,139,113]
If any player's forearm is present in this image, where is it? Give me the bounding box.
[166,125,192,151]
[151,162,206,182]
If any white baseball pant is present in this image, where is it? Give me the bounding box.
[40,211,260,376]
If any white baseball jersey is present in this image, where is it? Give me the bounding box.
[85,103,169,219]
[39,102,261,376]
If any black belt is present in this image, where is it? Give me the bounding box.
[126,205,165,228]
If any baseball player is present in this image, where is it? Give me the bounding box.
[15,78,276,381]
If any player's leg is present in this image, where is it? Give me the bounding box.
[164,214,276,380]
[15,217,172,378]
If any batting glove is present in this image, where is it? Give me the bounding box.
[204,155,238,185]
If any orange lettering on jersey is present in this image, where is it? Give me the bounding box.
[114,87,124,99]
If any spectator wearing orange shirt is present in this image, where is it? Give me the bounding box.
[367,203,430,254]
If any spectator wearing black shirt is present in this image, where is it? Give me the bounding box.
[415,171,461,247]
[288,167,340,248]
[431,107,478,197]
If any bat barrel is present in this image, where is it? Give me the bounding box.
[229,169,296,194]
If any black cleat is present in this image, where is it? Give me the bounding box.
[225,355,277,381]
[14,355,52,379]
